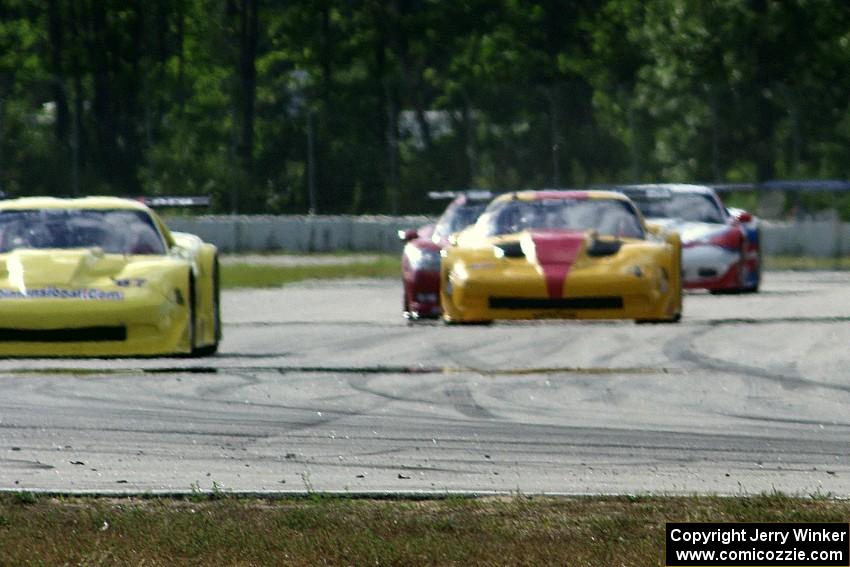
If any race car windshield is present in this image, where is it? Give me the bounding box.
[0,209,167,254]
[630,196,671,219]
[484,198,644,238]
[433,203,487,239]
[629,192,725,224]
[667,193,725,223]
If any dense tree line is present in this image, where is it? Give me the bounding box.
[2,0,850,214]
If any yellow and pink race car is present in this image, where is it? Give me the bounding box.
[440,190,682,324]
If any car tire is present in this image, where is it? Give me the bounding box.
[734,243,749,293]
[443,318,493,326]
[743,247,762,293]
[192,257,220,357]
[635,313,681,324]
[181,272,196,357]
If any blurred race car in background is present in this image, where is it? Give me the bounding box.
[0,196,220,356]
[727,205,761,291]
[440,190,682,324]
[613,184,760,293]
[399,190,493,319]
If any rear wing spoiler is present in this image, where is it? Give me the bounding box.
[602,180,850,195]
[710,180,850,193]
[427,189,494,201]
[134,196,211,208]
[614,187,673,200]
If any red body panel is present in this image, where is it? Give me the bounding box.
[682,260,741,290]
[529,230,585,299]
[401,239,443,318]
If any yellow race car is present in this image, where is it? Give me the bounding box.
[440,190,682,323]
[0,196,220,356]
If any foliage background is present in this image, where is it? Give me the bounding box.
[3,0,850,215]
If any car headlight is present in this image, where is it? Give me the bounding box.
[405,245,442,271]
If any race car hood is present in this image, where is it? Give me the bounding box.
[646,218,727,244]
[523,230,584,298]
[489,229,626,298]
[0,248,179,297]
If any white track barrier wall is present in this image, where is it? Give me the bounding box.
[164,215,850,257]
[760,220,850,257]
[164,215,432,253]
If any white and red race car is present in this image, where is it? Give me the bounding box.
[614,184,760,293]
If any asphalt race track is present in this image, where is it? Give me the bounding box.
[2,271,850,496]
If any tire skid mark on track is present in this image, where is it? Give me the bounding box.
[271,423,850,453]
[0,364,679,377]
[0,458,54,470]
[194,371,263,398]
[662,327,850,394]
[731,290,812,296]
[0,421,265,439]
[701,316,850,326]
[291,458,480,476]
[0,377,375,434]
[1,382,502,433]
[225,314,850,329]
[227,321,401,328]
[587,329,643,368]
[347,374,440,403]
[443,384,498,419]
[283,327,403,357]
[6,272,850,494]
[718,413,850,428]
[343,373,449,420]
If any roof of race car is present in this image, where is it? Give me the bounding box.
[0,196,152,212]
[494,189,632,203]
[609,183,715,195]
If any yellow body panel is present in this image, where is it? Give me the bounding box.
[0,197,220,356]
[440,191,682,323]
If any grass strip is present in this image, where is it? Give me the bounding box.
[221,255,400,289]
[0,493,847,565]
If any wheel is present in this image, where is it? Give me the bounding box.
[743,247,761,293]
[192,257,220,357]
[443,318,493,326]
[635,313,681,324]
[734,243,749,293]
[403,291,413,320]
[183,272,196,356]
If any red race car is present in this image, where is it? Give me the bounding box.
[399,190,493,319]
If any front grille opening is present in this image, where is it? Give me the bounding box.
[0,327,127,342]
[489,297,623,310]
[697,268,718,277]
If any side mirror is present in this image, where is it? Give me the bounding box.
[644,223,662,236]
[398,228,418,242]
[736,211,753,223]
[170,245,190,259]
